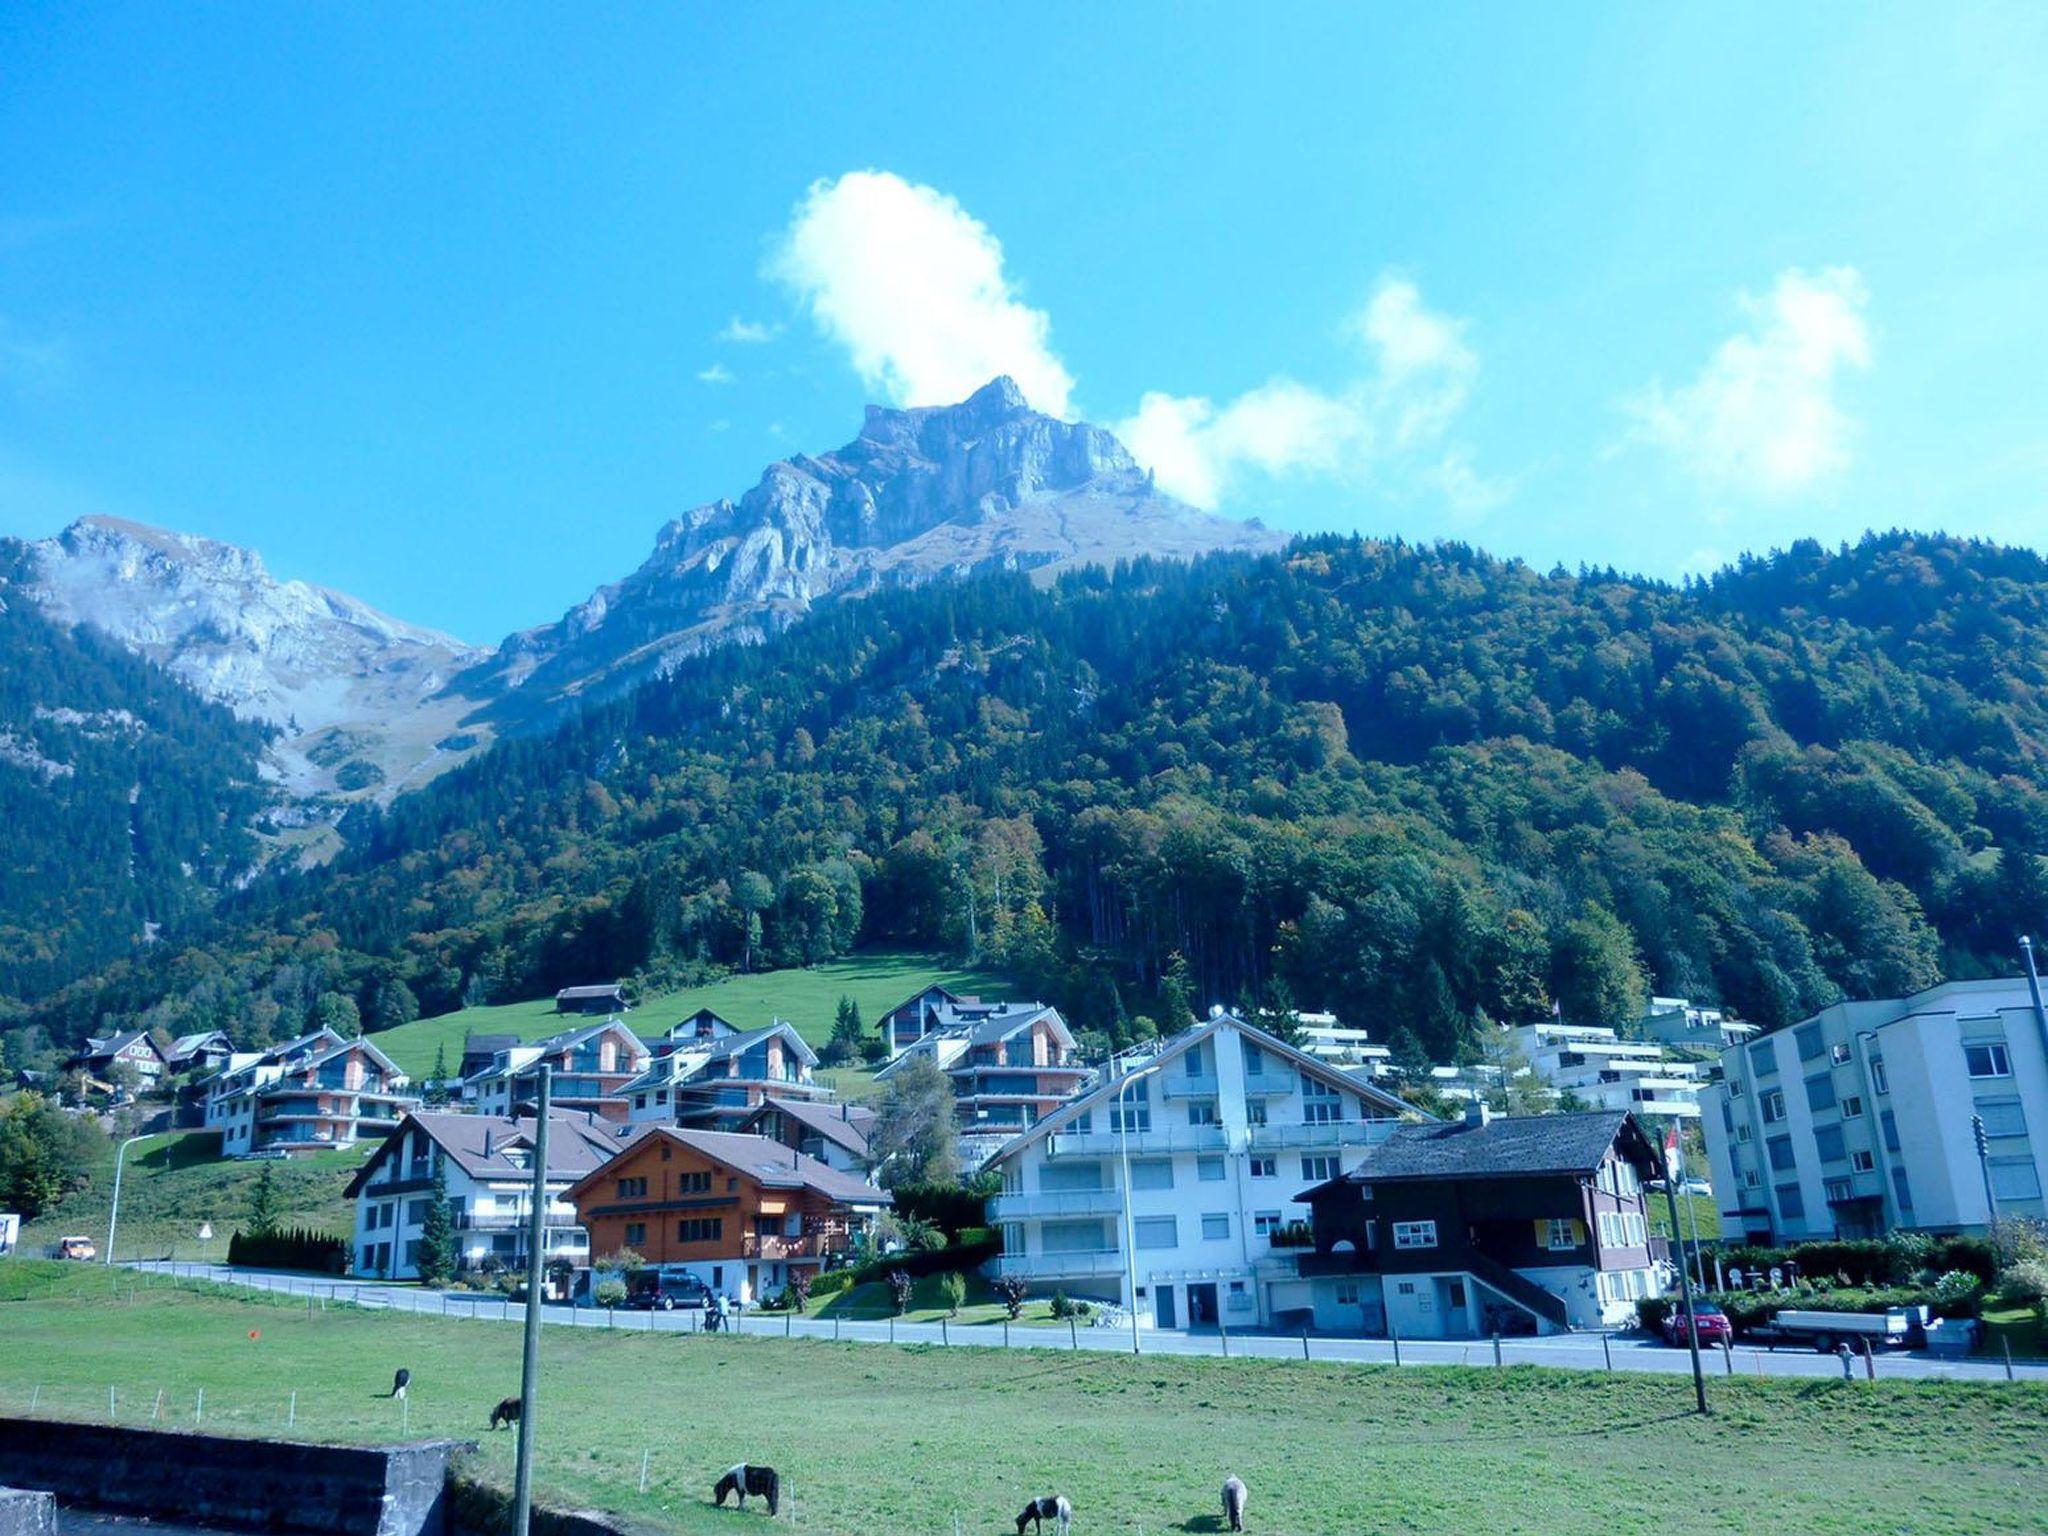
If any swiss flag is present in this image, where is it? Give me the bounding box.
[1663,1124,1684,1181]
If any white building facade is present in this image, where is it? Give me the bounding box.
[984,1013,1414,1330]
[1509,1021,1705,1120]
[1700,976,2048,1244]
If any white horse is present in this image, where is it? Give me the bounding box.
[1222,1476,1248,1532]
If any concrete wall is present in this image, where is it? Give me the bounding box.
[0,1489,55,1536]
[0,1421,470,1536]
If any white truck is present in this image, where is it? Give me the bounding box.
[1754,1305,1921,1352]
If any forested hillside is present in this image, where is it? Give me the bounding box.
[0,543,272,1015]
[15,531,2048,1068]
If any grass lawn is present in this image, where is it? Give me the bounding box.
[1981,1301,2048,1362]
[3,1263,2044,1535]
[810,1274,1074,1328]
[368,949,1023,1079]
[1648,1191,1722,1242]
[19,1131,370,1265]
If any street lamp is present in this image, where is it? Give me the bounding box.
[1115,1061,1163,1355]
[104,1132,153,1265]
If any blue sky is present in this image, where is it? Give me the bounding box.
[2,4,2044,644]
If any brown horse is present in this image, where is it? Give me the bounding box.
[488,1396,521,1430]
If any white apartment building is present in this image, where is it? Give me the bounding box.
[345,1110,629,1280]
[204,1028,418,1157]
[1700,975,2048,1245]
[983,1012,1414,1330]
[1508,1021,1705,1120]
[1640,996,1758,1052]
[1293,1013,1393,1077]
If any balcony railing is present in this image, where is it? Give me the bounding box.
[458,1214,585,1233]
[1247,1120,1390,1151]
[1241,1068,1297,1096]
[994,1250,1127,1279]
[989,1189,1123,1221]
[741,1231,852,1261]
[1159,1073,1220,1100]
[1045,1124,1227,1158]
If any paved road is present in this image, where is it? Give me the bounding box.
[122,1261,2045,1385]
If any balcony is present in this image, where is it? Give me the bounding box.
[990,1189,1123,1221]
[994,1250,1127,1279]
[1246,1120,1380,1151]
[741,1230,852,1261]
[1045,1124,1227,1159]
[1241,1068,1297,1097]
[1160,1072,1220,1100]
[1295,1247,1379,1278]
[458,1213,585,1234]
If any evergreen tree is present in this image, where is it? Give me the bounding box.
[825,995,866,1065]
[415,1155,458,1285]
[248,1162,281,1236]
[425,1043,452,1108]
[1157,953,1197,1033]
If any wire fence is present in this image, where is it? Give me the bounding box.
[78,1261,2046,1386]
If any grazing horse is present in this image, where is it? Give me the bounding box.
[1016,1495,1071,1536]
[713,1464,780,1517]
[488,1396,521,1430]
[1221,1476,1248,1533]
[388,1369,411,1401]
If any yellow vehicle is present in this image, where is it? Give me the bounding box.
[57,1234,98,1261]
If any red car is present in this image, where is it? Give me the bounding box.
[1663,1307,1734,1347]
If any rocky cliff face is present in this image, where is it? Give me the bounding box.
[460,377,1284,716]
[28,517,489,846]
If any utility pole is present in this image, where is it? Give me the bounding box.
[1661,1143,1708,1414]
[511,1067,553,1536]
[1972,1113,2002,1266]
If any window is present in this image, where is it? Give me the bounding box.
[1334,1281,1361,1306]
[634,1094,647,1110]
[1736,1125,1751,1143]
[1201,1212,1231,1241]
[1804,1074,1836,1113]
[1851,1148,1876,1174]
[1728,1075,1745,1098]
[1302,1078,1342,1124]
[1134,1216,1178,1250]
[676,1217,723,1243]
[1187,1100,1219,1127]
[1109,1083,1151,1133]
[1761,1089,1786,1124]
[678,1170,711,1193]
[407,1199,433,1224]
[1880,1109,1902,1154]
[1130,1158,1174,1191]
[1185,1043,1208,1076]
[1824,1178,1851,1204]
[1964,1042,2013,1079]
[1830,1043,1852,1065]
[1249,1156,1277,1179]
[1245,1101,1268,1127]
[1813,1125,1847,1164]
[1753,1041,1780,1077]
[1978,1098,2029,1138]
[1841,1095,1864,1120]
[1870,1057,1889,1095]
[1253,1211,1283,1237]
[1892,1167,1914,1211]
[1989,1159,2042,1201]
[1625,1213,1646,1245]
[1392,1221,1438,1250]
[1301,1155,1339,1183]
[1767,1134,1796,1172]
[1242,1044,1265,1077]
[1544,1217,1577,1250]
[1196,1155,1226,1183]
[1795,1024,1825,1062]
[1775,1182,1805,1221]
[616,1176,649,1199]
[1743,1167,1760,1189]
[624,1222,646,1246]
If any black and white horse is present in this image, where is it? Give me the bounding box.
[713,1464,780,1517]
[1016,1495,1071,1536]
[1221,1476,1247,1533]
[388,1369,411,1401]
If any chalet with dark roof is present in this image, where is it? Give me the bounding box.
[1292,1105,1662,1337]
[738,1095,878,1173]
[622,1019,829,1132]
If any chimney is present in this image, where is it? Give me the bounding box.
[483,1129,494,1159]
[1462,1100,1492,1130]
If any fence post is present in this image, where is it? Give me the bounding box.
[109,1386,116,1421]
[1602,1333,1612,1371]
[1864,1346,1876,1381]
[639,1449,650,1494]
[1070,1318,1078,1351]
[288,1390,296,1428]
[28,1385,38,1415]
[1721,1339,1733,1376]
[834,1317,841,1341]
[941,1318,949,1346]
[889,1318,896,1344]
[2005,1339,2016,1382]
[196,1388,203,1423]
[1301,1329,1310,1360]
[1219,1322,1229,1358]
[1003,1321,1010,1348]
[152,1388,163,1421]
[1391,1322,1402,1368]
[1492,1333,1503,1368]
[786,1311,793,1338]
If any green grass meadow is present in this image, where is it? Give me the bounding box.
[369,950,1023,1079]
[2,1262,2043,1535]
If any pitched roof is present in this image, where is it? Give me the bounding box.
[168,1031,231,1060]
[80,1029,158,1059]
[568,1126,889,1207]
[1312,1111,1648,1188]
[345,1110,629,1198]
[984,1012,1419,1167]
[742,1095,877,1157]
[461,1032,521,1052]
[556,984,628,1000]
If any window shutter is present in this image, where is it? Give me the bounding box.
[1572,1218,1587,1246]
[1533,1219,1548,1248]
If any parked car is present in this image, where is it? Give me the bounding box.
[1678,1177,1712,1196]
[1662,1306,1733,1348]
[621,1268,712,1311]
[56,1235,98,1261]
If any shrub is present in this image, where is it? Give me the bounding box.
[934,1271,967,1315]
[228,1226,349,1274]
[1050,1289,1076,1320]
[1636,1296,1676,1332]
[787,1270,813,1315]
[810,1268,855,1298]
[992,1275,1029,1320]
[1997,1259,2048,1309]
[887,1269,914,1316]
[594,1278,627,1308]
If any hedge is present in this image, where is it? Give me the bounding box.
[1718,1235,1999,1289]
[1637,1281,1981,1336]
[227,1226,350,1273]
[887,1178,997,1241]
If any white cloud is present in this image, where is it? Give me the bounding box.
[1624,266,1871,498]
[1117,275,1497,511]
[696,362,734,385]
[768,170,1074,417]
[718,316,781,345]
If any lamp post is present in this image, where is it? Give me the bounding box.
[511,1066,552,1536]
[1660,1139,1708,1415]
[1115,1062,1162,1355]
[104,1132,152,1265]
